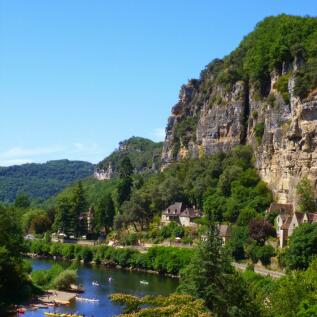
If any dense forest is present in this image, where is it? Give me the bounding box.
[200,14,317,99]
[0,160,94,202]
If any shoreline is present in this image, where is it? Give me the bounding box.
[27,253,180,279]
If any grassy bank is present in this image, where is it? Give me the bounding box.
[26,240,193,276]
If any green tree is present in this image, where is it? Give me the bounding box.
[296,178,316,213]
[265,259,317,317]
[53,196,73,236]
[118,157,134,179]
[72,181,88,236]
[95,192,115,232]
[117,177,133,206]
[117,157,134,205]
[178,218,257,316]
[21,209,51,234]
[0,205,30,312]
[52,269,77,291]
[282,223,317,270]
[14,193,31,209]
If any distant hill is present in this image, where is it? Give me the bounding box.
[0,159,94,202]
[96,137,163,178]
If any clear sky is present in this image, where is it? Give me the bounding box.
[1,0,316,166]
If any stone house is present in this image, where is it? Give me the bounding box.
[219,224,232,245]
[267,203,293,215]
[273,202,317,247]
[201,224,232,245]
[161,202,202,227]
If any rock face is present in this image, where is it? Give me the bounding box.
[161,64,317,205]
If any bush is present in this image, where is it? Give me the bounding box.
[226,226,248,261]
[120,233,139,246]
[160,222,184,239]
[282,223,317,270]
[31,264,64,289]
[246,243,275,265]
[26,241,197,276]
[254,122,265,143]
[274,74,291,104]
[52,269,77,291]
[80,247,94,263]
[257,245,275,265]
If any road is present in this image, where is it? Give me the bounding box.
[232,262,285,278]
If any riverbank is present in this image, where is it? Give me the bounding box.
[26,240,193,277]
[38,290,76,305]
[27,253,180,278]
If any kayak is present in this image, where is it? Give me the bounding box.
[76,297,99,303]
[44,313,83,317]
[140,280,149,285]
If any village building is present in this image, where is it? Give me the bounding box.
[267,203,293,215]
[161,202,202,227]
[94,163,114,180]
[269,202,317,247]
[201,224,232,245]
[219,224,232,244]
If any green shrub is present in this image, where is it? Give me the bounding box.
[80,247,94,263]
[274,74,291,104]
[257,245,275,265]
[51,269,77,290]
[160,222,184,239]
[252,110,258,119]
[267,93,276,107]
[120,233,139,246]
[282,223,317,270]
[254,122,265,143]
[31,264,64,289]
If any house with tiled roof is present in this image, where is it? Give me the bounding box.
[161,202,202,227]
[272,201,317,247]
[267,203,293,215]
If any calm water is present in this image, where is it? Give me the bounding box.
[22,258,178,317]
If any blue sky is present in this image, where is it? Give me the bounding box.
[1,0,316,166]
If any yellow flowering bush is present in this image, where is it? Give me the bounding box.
[110,293,213,317]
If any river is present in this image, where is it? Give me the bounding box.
[23,258,179,317]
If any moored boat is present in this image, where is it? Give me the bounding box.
[44,312,83,317]
[140,280,149,285]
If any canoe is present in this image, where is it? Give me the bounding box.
[76,297,99,303]
[44,313,83,317]
[140,280,149,285]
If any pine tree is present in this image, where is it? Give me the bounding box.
[117,157,134,205]
[178,215,257,317]
[53,196,73,236]
[72,182,88,236]
[296,177,317,213]
[95,192,115,233]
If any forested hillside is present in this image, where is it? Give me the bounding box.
[97,137,162,176]
[0,160,94,202]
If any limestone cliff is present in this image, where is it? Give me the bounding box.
[161,15,317,205]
